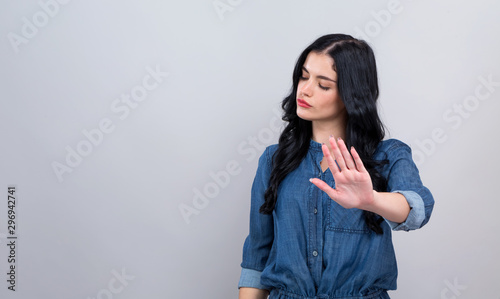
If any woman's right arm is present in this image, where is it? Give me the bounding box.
[239,287,269,299]
[238,147,275,294]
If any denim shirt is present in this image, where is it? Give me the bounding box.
[238,138,434,299]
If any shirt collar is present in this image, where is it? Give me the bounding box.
[309,138,324,152]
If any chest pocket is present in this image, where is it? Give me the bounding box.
[325,197,371,234]
[318,171,371,233]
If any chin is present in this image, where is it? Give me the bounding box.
[296,110,313,121]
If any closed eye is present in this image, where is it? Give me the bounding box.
[319,84,330,91]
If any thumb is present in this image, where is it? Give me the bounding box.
[309,178,337,199]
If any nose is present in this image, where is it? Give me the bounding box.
[299,80,312,98]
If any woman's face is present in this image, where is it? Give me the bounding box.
[296,52,346,124]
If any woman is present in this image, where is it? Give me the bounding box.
[238,34,434,299]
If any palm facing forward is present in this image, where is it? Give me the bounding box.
[310,136,376,210]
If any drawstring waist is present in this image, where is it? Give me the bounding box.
[269,288,390,299]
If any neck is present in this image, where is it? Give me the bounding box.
[311,118,346,149]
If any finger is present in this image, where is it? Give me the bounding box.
[337,138,355,170]
[321,143,340,174]
[309,178,337,199]
[329,136,347,171]
[350,146,367,172]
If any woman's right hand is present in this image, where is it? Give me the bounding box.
[238,287,269,299]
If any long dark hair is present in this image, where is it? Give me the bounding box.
[259,34,388,234]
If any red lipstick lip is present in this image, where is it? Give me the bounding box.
[297,99,312,108]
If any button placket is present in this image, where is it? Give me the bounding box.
[314,153,321,217]
[308,147,325,286]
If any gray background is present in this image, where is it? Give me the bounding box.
[1,0,499,298]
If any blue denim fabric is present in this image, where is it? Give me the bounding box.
[238,138,434,298]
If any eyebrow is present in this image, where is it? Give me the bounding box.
[302,66,337,82]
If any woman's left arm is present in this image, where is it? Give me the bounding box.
[367,191,410,224]
[310,136,434,231]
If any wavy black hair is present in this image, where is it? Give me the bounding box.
[259,34,388,234]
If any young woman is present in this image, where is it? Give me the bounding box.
[238,34,434,299]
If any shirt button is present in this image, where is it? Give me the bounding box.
[312,250,318,257]
[314,208,318,214]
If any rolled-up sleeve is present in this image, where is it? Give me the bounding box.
[238,146,275,289]
[381,141,434,231]
[238,268,269,289]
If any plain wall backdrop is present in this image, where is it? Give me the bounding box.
[1,0,499,298]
